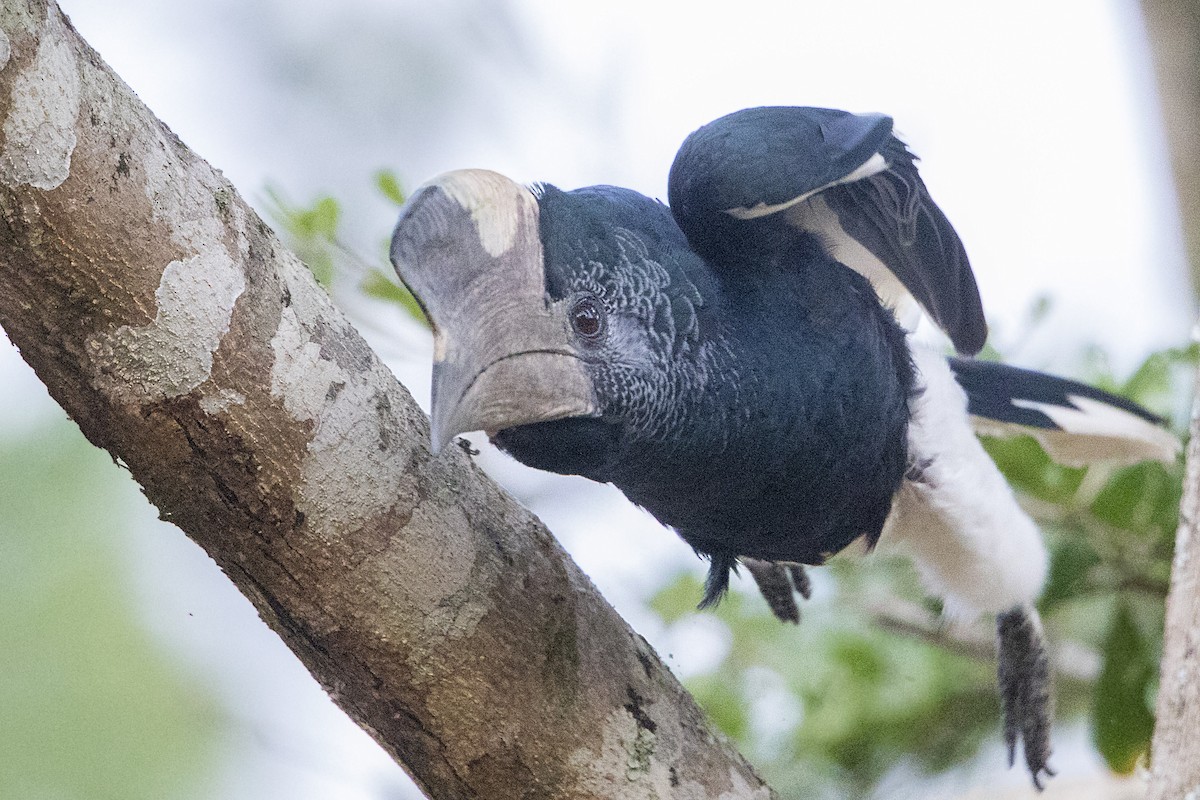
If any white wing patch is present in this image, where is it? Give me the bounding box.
[974,395,1180,468]
[784,194,921,330]
[723,152,888,220]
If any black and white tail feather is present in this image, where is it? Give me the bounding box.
[950,356,1179,467]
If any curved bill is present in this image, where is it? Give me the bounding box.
[390,169,599,453]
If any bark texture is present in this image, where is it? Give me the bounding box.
[1139,1,1200,796]
[0,3,774,798]
[1147,392,1200,800]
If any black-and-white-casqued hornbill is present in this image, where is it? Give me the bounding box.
[388,106,1179,788]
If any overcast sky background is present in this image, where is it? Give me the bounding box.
[2,1,1192,797]
[49,0,1194,366]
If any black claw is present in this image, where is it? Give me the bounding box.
[701,556,812,623]
[741,560,813,623]
[744,559,800,623]
[788,564,812,600]
[996,605,1055,789]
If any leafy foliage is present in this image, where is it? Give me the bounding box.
[1093,598,1158,773]
[264,170,427,323]
[263,186,342,287]
[652,562,1002,797]
[983,345,1194,778]
[374,168,408,207]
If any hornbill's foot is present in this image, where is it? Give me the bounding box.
[996,604,1055,790]
[743,559,811,624]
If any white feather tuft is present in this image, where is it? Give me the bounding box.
[784,194,922,330]
[881,347,1048,617]
[724,152,889,220]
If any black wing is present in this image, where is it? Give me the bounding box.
[668,106,987,354]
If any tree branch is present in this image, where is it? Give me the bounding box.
[1146,379,1200,799]
[1138,1,1200,795]
[0,3,773,798]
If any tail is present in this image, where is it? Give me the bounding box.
[947,357,1180,467]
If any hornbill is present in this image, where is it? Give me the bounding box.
[389,106,1179,788]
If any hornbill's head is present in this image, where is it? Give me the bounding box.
[390,168,712,476]
[390,169,599,455]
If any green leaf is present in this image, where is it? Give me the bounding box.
[1093,599,1156,773]
[688,673,750,740]
[263,185,340,241]
[1120,342,1200,410]
[304,196,341,239]
[306,252,335,287]
[1039,536,1102,612]
[261,186,342,287]
[1026,294,1053,327]
[375,169,407,206]
[1089,463,1173,533]
[360,268,428,324]
[980,435,1086,503]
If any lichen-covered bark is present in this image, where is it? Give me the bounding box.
[0,3,775,798]
[1138,2,1200,796]
[1147,381,1200,800]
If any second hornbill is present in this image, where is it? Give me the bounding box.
[389,106,1179,788]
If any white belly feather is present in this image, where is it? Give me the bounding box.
[881,346,1048,616]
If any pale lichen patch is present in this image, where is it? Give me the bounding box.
[270,301,348,424]
[269,259,495,631]
[566,698,771,798]
[627,725,657,779]
[287,362,411,527]
[199,388,247,415]
[568,707,683,799]
[88,251,246,402]
[0,6,80,189]
[391,499,485,638]
[269,264,417,543]
[0,2,42,33]
[84,108,254,403]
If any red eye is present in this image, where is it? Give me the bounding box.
[571,296,605,340]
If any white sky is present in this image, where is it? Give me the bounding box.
[3,1,1194,797]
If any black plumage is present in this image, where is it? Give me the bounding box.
[669,107,987,354]
[492,183,914,604]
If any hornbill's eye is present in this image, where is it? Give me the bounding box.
[570,295,605,340]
